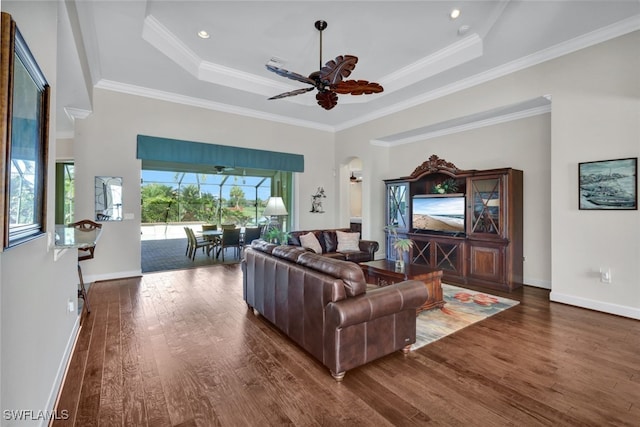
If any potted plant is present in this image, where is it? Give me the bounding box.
[265,228,291,245]
[384,225,414,271]
[431,178,459,194]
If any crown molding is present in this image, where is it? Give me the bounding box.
[64,107,92,121]
[380,34,483,93]
[335,16,640,132]
[370,103,551,147]
[94,79,335,132]
[142,14,307,102]
[99,16,638,134]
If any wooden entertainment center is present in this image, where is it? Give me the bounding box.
[384,155,523,291]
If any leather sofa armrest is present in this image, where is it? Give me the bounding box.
[358,240,379,261]
[326,280,428,328]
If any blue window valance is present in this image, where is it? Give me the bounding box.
[136,135,304,173]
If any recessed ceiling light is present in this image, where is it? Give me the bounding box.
[197,30,210,39]
[450,8,461,20]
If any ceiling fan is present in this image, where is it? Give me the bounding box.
[213,165,234,174]
[265,20,383,110]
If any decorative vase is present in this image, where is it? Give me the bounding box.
[395,249,405,271]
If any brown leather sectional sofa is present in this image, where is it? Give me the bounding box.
[287,228,379,263]
[242,240,429,381]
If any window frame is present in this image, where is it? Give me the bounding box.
[1,12,50,250]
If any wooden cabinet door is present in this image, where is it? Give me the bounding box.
[467,242,505,284]
[468,175,504,238]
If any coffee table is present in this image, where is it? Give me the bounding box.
[360,260,444,312]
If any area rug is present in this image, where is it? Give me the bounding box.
[412,284,519,350]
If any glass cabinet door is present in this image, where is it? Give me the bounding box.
[386,182,409,230]
[469,177,502,236]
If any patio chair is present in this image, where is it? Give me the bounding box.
[185,227,215,260]
[241,226,262,251]
[219,227,242,261]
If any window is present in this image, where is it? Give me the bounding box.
[1,13,50,249]
[55,162,74,225]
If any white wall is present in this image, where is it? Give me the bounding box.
[1,2,81,425]
[73,89,336,281]
[336,31,639,318]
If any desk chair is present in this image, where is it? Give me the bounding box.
[69,219,102,314]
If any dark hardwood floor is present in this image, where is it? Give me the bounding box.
[53,264,640,426]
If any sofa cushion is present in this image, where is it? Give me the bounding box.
[322,230,339,253]
[251,239,278,254]
[336,230,360,252]
[297,253,367,297]
[299,232,323,254]
[272,245,308,262]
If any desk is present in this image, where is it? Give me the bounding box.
[55,225,102,249]
[55,225,103,314]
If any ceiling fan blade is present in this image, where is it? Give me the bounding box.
[316,91,338,110]
[332,80,384,95]
[319,55,358,85]
[265,64,316,86]
[268,87,314,100]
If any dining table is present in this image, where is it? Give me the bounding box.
[200,228,245,259]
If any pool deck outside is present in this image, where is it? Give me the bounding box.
[140,223,240,273]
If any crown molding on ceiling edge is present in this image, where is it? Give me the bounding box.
[98,16,638,135]
[334,15,640,132]
[94,80,335,132]
[370,103,552,147]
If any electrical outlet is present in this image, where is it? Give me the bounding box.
[599,267,612,284]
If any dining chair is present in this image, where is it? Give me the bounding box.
[241,227,262,251]
[186,227,216,260]
[219,228,242,261]
[69,219,103,314]
[201,224,221,254]
[183,226,193,257]
[220,223,237,230]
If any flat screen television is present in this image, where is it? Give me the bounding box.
[412,194,466,234]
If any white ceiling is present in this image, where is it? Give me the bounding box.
[56,0,640,138]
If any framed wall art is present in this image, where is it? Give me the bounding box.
[578,157,637,210]
[1,12,51,249]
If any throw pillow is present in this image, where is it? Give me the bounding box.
[336,230,360,252]
[300,232,323,254]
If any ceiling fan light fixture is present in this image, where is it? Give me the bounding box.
[350,172,357,182]
[265,20,383,110]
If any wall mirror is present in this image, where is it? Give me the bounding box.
[95,176,122,221]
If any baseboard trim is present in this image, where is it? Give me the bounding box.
[85,269,142,283]
[43,315,81,427]
[550,291,640,320]
[523,277,551,289]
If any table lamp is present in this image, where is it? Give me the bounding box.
[263,196,288,235]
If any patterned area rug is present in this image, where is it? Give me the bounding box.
[412,284,519,350]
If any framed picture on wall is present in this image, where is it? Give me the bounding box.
[578,158,637,210]
[1,12,51,250]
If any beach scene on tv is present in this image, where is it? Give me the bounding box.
[412,197,465,232]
